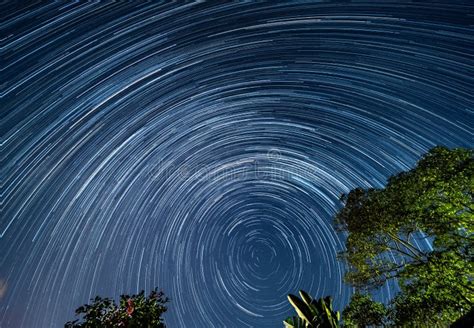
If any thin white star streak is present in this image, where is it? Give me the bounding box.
[1,2,473,327]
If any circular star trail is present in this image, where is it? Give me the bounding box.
[1,2,473,327]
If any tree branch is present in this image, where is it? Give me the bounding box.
[387,232,425,261]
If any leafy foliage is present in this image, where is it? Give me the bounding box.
[342,293,387,327]
[284,290,340,328]
[65,288,169,327]
[335,146,473,325]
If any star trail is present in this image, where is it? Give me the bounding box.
[1,2,473,327]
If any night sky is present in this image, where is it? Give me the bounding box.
[1,2,473,327]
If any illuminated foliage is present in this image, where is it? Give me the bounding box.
[335,146,473,325]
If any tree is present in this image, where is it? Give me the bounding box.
[342,293,387,327]
[334,146,473,325]
[284,290,340,328]
[65,288,169,327]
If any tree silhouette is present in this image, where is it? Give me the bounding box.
[65,288,169,328]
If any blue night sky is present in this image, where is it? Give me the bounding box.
[1,2,473,327]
